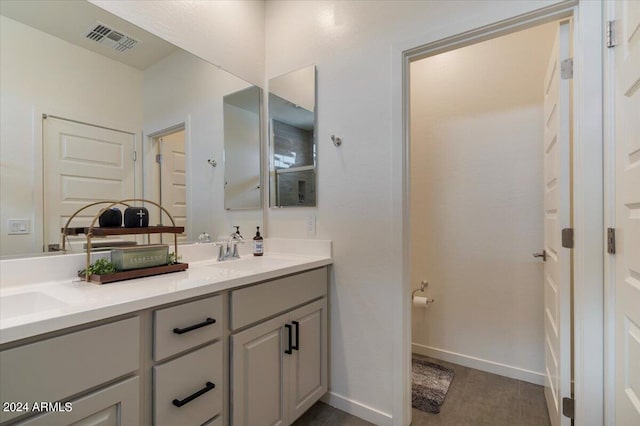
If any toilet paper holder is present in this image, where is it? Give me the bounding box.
[412,280,434,304]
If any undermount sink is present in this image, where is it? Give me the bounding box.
[1,292,69,319]
[206,256,294,272]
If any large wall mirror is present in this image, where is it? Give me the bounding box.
[0,0,263,258]
[268,66,317,207]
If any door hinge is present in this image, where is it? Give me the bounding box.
[607,20,616,48]
[155,154,162,164]
[562,228,574,249]
[133,151,137,162]
[562,397,575,419]
[561,58,573,80]
[607,228,616,254]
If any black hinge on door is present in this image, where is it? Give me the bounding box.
[562,397,575,419]
[562,228,574,249]
[607,228,616,254]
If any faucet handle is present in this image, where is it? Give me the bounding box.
[214,243,225,261]
[231,240,244,258]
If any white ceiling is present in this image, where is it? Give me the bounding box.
[0,0,178,70]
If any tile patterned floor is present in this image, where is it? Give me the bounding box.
[293,355,551,426]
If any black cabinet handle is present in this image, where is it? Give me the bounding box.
[173,318,216,335]
[284,323,293,354]
[172,381,215,408]
[292,320,300,351]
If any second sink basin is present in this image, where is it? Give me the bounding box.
[206,256,294,273]
[1,292,69,319]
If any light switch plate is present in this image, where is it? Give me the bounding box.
[305,216,316,236]
[7,219,30,235]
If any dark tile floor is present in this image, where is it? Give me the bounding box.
[293,355,551,426]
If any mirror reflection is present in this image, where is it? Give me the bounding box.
[268,66,316,207]
[224,86,262,210]
[0,0,263,258]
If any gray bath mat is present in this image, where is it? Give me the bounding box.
[412,358,455,414]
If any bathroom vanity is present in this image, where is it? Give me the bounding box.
[0,240,331,426]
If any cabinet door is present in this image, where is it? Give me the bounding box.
[288,298,328,422]
[231,313,290,426]
[19,377,139,426]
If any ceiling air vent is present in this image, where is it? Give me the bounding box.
[84,22,139,53]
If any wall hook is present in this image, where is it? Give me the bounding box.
[207,159,217,167]
[331,135,342,147]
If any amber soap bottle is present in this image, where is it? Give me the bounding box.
[253,226,264,256]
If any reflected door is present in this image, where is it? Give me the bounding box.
[43,117,135,250]
[159,130,187,242]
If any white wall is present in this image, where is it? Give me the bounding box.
[89,0,265,86]
[410,23,556,384]
[0,16,142,256]
[143,50,262,241]
[265,1,564,424]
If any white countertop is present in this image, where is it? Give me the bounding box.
[0,239,332,345]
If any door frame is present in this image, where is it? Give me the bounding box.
[392,1,604,425]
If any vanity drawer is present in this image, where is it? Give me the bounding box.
[0,317,140,424]
[203,415,222,426]
[154,342,222,426]
[230,267,327,330]
[154,295,222,361]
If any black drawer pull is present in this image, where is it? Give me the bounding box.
[284,323,293,354]
[173,318,216,334]
[172,381,215,407]
[292,320,300,351]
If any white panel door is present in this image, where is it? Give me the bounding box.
[159,130,187,241]
[613,1,640,424]
[43,117,135,249]
[542,21,572,426]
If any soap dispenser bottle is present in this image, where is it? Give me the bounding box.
[253,226,264,256]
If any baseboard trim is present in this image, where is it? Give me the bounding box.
[412,343,545,386]
[321,391,393,426]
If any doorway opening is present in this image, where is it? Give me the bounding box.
[149,125,187,243]
[408,19,571,426]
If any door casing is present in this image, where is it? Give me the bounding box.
[395,1,604,425]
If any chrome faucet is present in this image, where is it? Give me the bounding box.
[216,226,244,261]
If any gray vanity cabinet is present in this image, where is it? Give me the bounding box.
[230,268,328,426]
[0,317,141,425]
[17,377,140,426]
[0,265,328,426]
